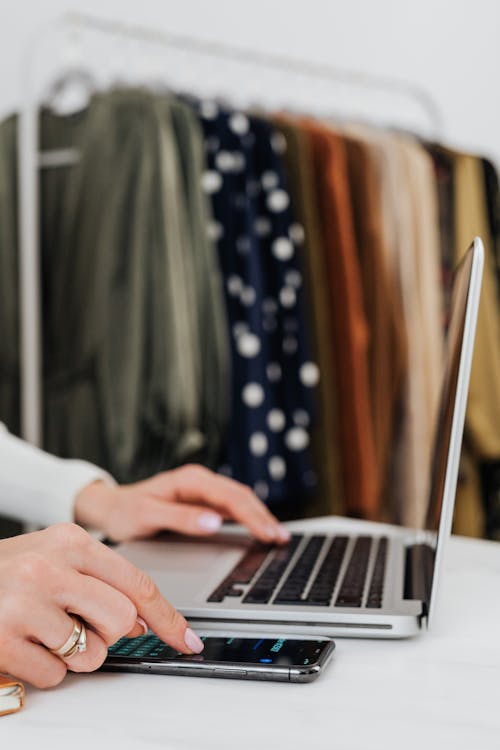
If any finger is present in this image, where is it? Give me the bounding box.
[63,628,108,673]
[172,467,286,539]
[23,600,79,652]
[126,617,149,638]
[150,466,291,543]
[64,528,203,655]
[0,638,67,689]
[24,590,144,674]
[139,498,224,537]
[14,562,146,648]
[52,569,139,645]
[33,611,109,675]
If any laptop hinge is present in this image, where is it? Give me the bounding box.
[403,543,435,610]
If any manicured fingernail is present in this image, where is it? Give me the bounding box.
[265,524,279,539]
[125,617,149,638]
[277,525,291,541]
[198,513,222,532]
[185,628,204,654]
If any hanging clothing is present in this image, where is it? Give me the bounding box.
[193,100,319,511]
[41,89,229,482]
[424,143,456,331]
[360,129,443,527]
[300,119,377,519]
[0,115,20,436]
[3,83,500,536]
[446,150,500,537]
[482,158,500,295]
[274,116,343,517]
[479,158,500,540]
[168,99,230,469]
[387,135,443,528]
[341,132,408,516]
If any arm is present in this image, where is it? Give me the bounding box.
[0,425,290,543]
[0,424,112,527]
[74,465,291,544]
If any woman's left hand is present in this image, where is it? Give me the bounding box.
[74,464,290,545]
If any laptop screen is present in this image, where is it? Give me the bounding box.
[422,239,483,623]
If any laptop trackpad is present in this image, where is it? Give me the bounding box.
[116,534,250,602]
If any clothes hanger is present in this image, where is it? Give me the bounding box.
[43,68,97,116]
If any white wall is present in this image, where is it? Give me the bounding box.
[0,0,499,163]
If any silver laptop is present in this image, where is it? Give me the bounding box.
[118,238,484,638]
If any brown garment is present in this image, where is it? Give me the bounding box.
[301,119,378,519]
[342,135,408,516]
[275,117,343,516]
[424,143,456,325]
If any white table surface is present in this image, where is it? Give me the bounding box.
[3,516,500,749]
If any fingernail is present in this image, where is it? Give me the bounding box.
[185,628,204,654]
[125,616,149,639]
[277,525,291,542]
[198,513,222,532]
[265,524,279,539]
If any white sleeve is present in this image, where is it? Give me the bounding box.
[0,424,115,527]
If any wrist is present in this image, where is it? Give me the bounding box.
[74,480,119,534]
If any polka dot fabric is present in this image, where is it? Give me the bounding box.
[193,100,319,507]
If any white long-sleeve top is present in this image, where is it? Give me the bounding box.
[0,424,112,527]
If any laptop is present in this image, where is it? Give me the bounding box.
[118,238,484,638]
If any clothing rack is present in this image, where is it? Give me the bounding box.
[17,11,445,447]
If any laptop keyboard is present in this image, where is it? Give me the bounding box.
[366,537,388,607]
[207,534,388,609]
[274,535,329,604]
[335,537,372,607]
[242,535,302,604]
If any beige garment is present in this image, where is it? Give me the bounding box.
[394,137,444,528]
[355,130,443,528]
[450,152,500,537]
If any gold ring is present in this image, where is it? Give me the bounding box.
[50,615,87,659]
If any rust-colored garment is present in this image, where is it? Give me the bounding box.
[342,135,408,516]
[301,120,378,519]
[275,117,343,516]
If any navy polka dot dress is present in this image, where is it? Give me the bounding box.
[193,100,319,509]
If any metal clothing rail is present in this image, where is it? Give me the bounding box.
[17,11,445,448]
[61,12,445,132]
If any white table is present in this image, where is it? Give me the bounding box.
[3,517,500,749]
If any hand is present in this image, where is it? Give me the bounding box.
[74,464,291,544]
[0,523,204,688]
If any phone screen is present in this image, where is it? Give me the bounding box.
[108,634,330,667]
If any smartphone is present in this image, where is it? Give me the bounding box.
[102,632,336,683]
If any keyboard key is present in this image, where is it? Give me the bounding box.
[366,537,388,608]
[274,536,326,604]
[334,536,372,607]
[305,536,348,606]
[243,535,302,604]
[207,542,272,602]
